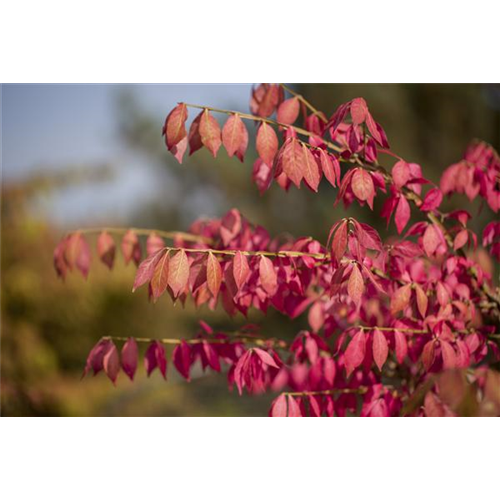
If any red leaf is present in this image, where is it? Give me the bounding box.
[453,229,468,250]
[144,341,167,379]
[173,340,192,380]
[97,231,116,270]
[318,149,338,187]
[422,224,440,256]
[351,168,375,204]
[164,103,188,150]
[270,394,287,417]
[301,143,321,192]
[132,248,166,292]
[168,249,190,298]
[188,111,203,155]
[206,252,222,299]
[288,396,304,432]
[282,138,304,187]
[330,220,348,263]
[347,265,364,306]
[422,340,436,371]
[415,284,428,318]
[392,160,410,189]
[121,337,138,381]
[103,342,120,385]
[233,251,250,291]
[150,250,170,301]
[441,341,456,369]
[199,109,221,157]
[373,329,389,371]
[394,330,408,363]
[222,114,248,158]
[390,283,412,315]
[394,195,411,234]
[345,330,366,376]
[65,232,91,278]
[253,348,279,369]
[146,232,164,256]
[256,122,279,166]
[350,97,368,125]
[308,395,322,417]
[121,230,141,266]
[82,339,111,378]
[259,255,278,296]
[277,97,300,125]
[420,188,443,212]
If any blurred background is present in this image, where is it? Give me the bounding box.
[1,83,499,416]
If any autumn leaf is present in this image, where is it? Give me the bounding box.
[347,265,364,305]
[222,114,248,158]
[97,231,115,270]
[301,143,321,192]
[133,248,166,292]
[168,249,190,298]
[151,250,171,301]
[206,252,222,299]
[277,97,299,125]
[199,109,222,157]
[390,283,412,315]
[345,330,366,376]
[373,329,389,371]
[256,122,278,166]
[232,251,250,291]
[259,255,278,296]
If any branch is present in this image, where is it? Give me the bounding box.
[103,334,289,349]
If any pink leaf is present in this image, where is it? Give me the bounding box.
[351,168,375,205]
[206,252,222,299]
[454,229,468,250]
[394,196,411,234]
[441,341,456,369]
[233,251,250,291]
[222,114,248,158]
[282,138,304,188]
[392,160,411,189]
[164,103,188,157]
[256,122,279,166]
[121,337,138,381]
[146,232,164,256]
[173,340,192,381]
[259,255,278,296]
[97,231,116,270]
[132,249,166,292]
[150,250,171,301]
[345,330,366,377]
[420,188,443,212]
[347,265,364,306]
[277,97,300,125]
[373,329,389,371]
[144,341,167,379]
[415,284,428,318]
[301,143,321,192]
[253,348,279,369]
[394,330,408,363]
[390,283,412,315]
[103,342,120,385]
[167,249,190,298]
[422,224,440,256]
[121,230,141,266]
[199,109,222,157]
[269,394,287,417]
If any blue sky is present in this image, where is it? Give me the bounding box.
[2,84,253,225]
